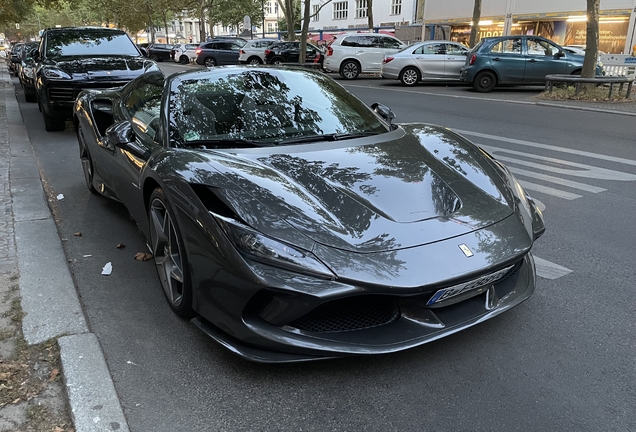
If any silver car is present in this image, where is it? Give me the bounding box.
[381,41,470,86]
[238,38,279,65]
[172,43,199,64]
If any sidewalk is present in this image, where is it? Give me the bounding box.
[0,63,129,431]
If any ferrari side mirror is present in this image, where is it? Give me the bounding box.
[371,102,396,125]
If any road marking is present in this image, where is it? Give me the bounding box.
[454,129,636,167]
[506,167,607,193]
[480,144,636,181]
[518,180,582,200]
[534,256,573,280]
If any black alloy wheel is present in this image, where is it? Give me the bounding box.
[148,188,195,318]
[399,67,421,86]
[179,55,189,64]
[473,71,497,93]
[204,57,217,67]
[149,54,159,61]
[340,60,360,80]
[271,58,284,66]
[40,101,65,131]
[76,122,97,194]
[248,56,262,65]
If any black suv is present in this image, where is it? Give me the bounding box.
[195,38,247,67]
[146,43,173,61]
[34,27,157,131]
[264,42,324,66]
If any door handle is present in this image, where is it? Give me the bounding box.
[528,59,537,63]
[492,57,500,61]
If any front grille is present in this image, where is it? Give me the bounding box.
[288,296,400,333]
[48,87,75,102]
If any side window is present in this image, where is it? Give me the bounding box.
[489,38,522,54]
[446,44,469,55]
[357,36,375,47]
[125,78,164,141]
[527,38,559,56]
[229,43,241,51]
[341,37,359,47]
[380,37,402,49]
[421,43,445,54]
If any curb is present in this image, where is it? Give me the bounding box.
[2,66,130,432]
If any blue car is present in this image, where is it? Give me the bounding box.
[460,35,602,92]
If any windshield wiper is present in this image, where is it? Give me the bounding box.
[184,138,271,149]
[278,132,378,145]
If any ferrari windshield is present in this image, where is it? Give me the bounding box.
[168,68,389,147]
[45,29,140,58]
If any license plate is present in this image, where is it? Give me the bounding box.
[426,264,515,306]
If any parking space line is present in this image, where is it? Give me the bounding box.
[534,256,573,280]
[507,167,607,193]
[518,180,582,200]
[454,129,636,166]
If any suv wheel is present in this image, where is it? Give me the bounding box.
[149,54,159,61]
[271,58,284,66]
[42,110,65,132]
[248,56,262,65]
[179,55,189,64]
[399,67,420,86]
[473,71,497,93]
[340,60,360,80]
[204,57,216,67]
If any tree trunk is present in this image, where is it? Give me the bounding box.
[367,0,373,32]
[163,12,170,44]
[299,0,310,63]
[199,0,206,42]
[416,0,426,41]
[469,0,482,47]
[285,0,295,41]
[581,0,600,79]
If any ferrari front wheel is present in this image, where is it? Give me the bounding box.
[148,188,195,318]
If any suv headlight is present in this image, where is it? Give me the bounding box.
[214,214,335,279]
[42,68,72,79]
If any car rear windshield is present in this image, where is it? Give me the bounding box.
[469,40,485,54]
[45,29,140,58]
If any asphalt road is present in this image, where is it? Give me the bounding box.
[13,64,636,431]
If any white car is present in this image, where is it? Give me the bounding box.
[238,38,279,65]
[323,33,406,79]
[380,41,470,86]
[172,43,199,64]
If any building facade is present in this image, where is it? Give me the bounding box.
[308,0,636,54]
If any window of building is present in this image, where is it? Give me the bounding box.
[312,5,320,22]
[391,0,402,16]
[266,1,273,14]
[267,22,278,32]
[333,1,348,20]
[355,0,367,19]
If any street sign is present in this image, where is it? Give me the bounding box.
[243,15,251,30]
[15,23,20,29]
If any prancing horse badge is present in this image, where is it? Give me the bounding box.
[459,244,474,257]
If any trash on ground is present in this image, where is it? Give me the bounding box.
[116,243,126,249]
[56,194,64,200]
[101,262,112,275]
[83,254,92,257]
[74,232,82,236]
[134,252,153,261]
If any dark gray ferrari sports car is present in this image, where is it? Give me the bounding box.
[73,66,545,362]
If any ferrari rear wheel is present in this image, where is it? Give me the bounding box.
[76,122,97,194]
[148,188,195,318]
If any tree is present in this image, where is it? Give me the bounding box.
[215,0,262,36]
[416,0,425,41]
[0,0,35,29]
[581,0,599,80]
[468,0,481,47]
[367,0,373,32]
[278,0,300,40]
[299,0,331,63]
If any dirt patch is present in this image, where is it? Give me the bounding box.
[538,85,636,102]
[0,272,74,431]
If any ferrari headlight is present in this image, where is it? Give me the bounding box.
[43,68,72,79]
[214,214,335,279]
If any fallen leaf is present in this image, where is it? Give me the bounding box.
[49,368,60,381]
[116,243,126,249]
[134,252,153,261]
[74,232,82,237]
[54,427,64,432]
[12,397,20,404]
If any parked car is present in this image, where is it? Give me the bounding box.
[33,26,157,131]
[323,33,407,79]
[15,41,39,102]
[194,39,244,66]
[171,43,198,64]
[460,35,603,92]
[264,41,324,66]
[381,41,470,86]
[146,44,174,62]
[6,42,24,75]
[73,66,544,362]
[238,38,279,65]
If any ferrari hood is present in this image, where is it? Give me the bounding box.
[43,56,149,80]
[194,125,515,253]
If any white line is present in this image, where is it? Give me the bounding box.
[534,256,573,280]
[480,144,636,181]
[518,180,582,200]
[453,128,636,166]
[507,166,607,193]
